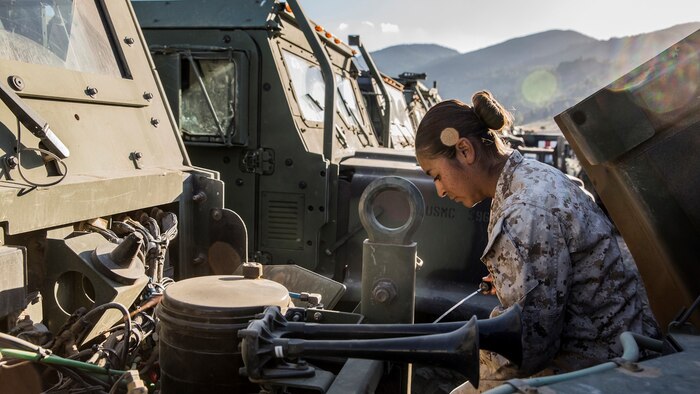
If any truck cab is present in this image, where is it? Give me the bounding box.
[133,0,495,319]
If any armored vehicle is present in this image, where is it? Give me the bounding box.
[0,0,251,391]
[132,0,495,320]
[0,1,511,393]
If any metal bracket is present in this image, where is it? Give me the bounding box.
[241,148,274,175]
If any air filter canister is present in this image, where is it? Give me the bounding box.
[158,275,291,393]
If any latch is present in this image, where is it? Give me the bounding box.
[241,148,275,175]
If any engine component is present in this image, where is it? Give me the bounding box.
[239,304,523,389]
[157,275,291,393]
[42,233,149,343]
[0,246,26,318]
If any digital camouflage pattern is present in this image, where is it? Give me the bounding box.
[464,150,660,392]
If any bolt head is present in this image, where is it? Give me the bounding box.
[124,37,135,45]
[313,312,323,321]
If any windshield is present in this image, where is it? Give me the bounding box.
[387,85,415,147]
[0,0,121,77]
[282,50,365,129]
[180,58,236,137]
[336,75,362,128]
[282,50,325,122]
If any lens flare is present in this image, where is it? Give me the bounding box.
[521,69,557,107]
[610,42,700,114]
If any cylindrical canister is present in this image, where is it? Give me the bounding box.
[157,275,290,393]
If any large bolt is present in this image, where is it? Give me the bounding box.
[371,280,397,304]
[192,191,207,203]
[8,75,24,91]
[85,86,98,97]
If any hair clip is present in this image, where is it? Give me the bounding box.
[439,127,460,147]
[481,137,495,146]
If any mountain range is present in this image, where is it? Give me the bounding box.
[371,23,700,126]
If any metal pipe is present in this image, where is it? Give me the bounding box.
[349,35,392,148]
[287,0,336,161]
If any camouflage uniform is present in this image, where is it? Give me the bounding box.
[465,150,660,392]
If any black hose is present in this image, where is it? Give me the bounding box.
[79,303,132,370]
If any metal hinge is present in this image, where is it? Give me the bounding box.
[241,148,275,175]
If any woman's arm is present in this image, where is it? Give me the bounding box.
[482,205,572,377]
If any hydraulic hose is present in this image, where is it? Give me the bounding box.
[483,331,663,394]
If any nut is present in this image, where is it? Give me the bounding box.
[371,280,397,304]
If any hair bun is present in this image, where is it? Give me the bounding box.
[472,90,512,131]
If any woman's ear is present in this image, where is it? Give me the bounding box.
[456,137,476,164]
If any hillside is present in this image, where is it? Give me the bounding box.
[371,23,700,124]
[370,44,459,77]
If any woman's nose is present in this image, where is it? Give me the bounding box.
[435,182,447,198]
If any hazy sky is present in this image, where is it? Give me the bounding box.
[300,0,700,52]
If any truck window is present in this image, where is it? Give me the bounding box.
[0,0,121,77]
[387,85,416,147]
[283,50,365,130]
[282,50,325,123]
[180,58,236,137]
[336,75,363,128]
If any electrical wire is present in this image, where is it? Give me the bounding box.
[78,303,132,370]
[108,371,130,394]
[15,123,68,188]
[0,347,128,376]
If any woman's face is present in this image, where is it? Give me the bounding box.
[417,149,486,208]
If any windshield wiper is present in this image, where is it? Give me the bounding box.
[305,93,324,111]
[0,82,70,159]
[338,91,371,147]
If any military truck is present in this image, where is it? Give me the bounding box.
[132,0,495,320]
[0,1,698,393]
[349,36,436,150]
[0,0,249,391]
[0,1,498,393]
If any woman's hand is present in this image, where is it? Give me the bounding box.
[480,274,497,295]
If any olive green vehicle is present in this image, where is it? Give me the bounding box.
[132,0,494,319]
[0,1,697,393]
[0,0,252,391]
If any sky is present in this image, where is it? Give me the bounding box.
[300,0,700,53]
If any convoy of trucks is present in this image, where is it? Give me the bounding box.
[0,1,697,393]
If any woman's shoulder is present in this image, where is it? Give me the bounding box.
[507,158,591,211]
